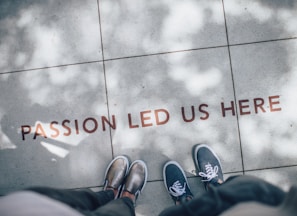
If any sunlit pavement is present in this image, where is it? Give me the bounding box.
[1,1,297,215]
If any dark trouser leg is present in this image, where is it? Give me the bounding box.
[91,197,135,216]
[26,187,114,212]
[159,175,286,216]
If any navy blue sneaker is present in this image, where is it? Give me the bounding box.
[163,161,193,205]
[193,144,224,189]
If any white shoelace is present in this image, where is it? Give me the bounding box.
[169,181,186,197]
[199,162,219,182]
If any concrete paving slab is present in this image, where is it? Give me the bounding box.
[0,0,102,73]
[224,0,297,44]
[0,63,112,194]
[106,48,243,181]
[0,1,296,215]
[100,0,227,59]
[230,39,297,170]
[246,166,297,191]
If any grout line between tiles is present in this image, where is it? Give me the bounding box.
[100,37,297,63]
[97,0,114,158]
[1,37,297,76]
[0,60,103,75]
[244,164,297,172]
[222,0,245,174]
[63,164,297,191]
[135,163,297,183]
[229,36,297,47]
[102,45,227,62]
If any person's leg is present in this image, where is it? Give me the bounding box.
[27,187,114,212]
[92,160,148,216]
[90,196,135,216]
[207,175,285,209]
[28,155,130,213]
[193,144,285,207]
[160,175,285,216]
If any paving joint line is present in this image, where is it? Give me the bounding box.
[97,0,114,158]
[221,0,245,175]
[1,37,296,75]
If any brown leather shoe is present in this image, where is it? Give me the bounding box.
[121,160,148,204]
[103,156,130,198]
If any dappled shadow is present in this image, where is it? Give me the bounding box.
[224,0,297,44]
[246,166,297,191]
[105,47,242,181]
[0,62,112,194]
[100,0,227,59]
[0,0,115,194]
[258,0,296,10]
[223,0,297,176]
[0,1,297,210]
[231,39,297,170]
[0,0,102,73]
[100,0,297,189]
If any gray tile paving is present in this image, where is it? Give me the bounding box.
[230,40,297,170]
[225,0,297,44]
[0,63,112,193]
[246,166,297,191]
[100,0,227,59]
[106,48,242,181]
[0,1,297,215]
[0,0,102,73]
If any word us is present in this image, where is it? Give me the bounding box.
[21,95,281,141]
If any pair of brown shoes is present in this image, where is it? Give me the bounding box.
[103,156,147,204]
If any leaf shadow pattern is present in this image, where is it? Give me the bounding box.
[0,0,296,205]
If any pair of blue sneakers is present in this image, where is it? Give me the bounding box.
[163,144,224,205]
